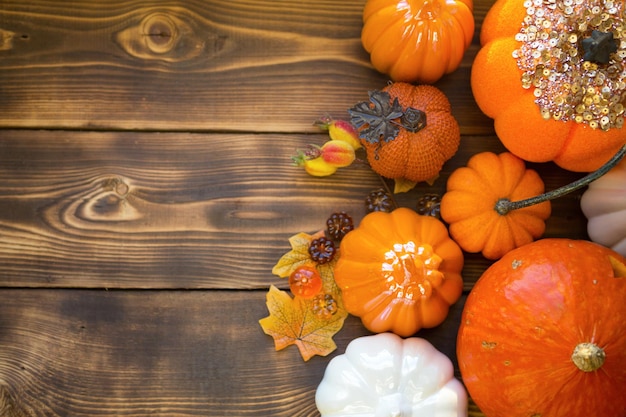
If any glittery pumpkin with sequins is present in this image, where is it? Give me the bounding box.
[471,0,626,172]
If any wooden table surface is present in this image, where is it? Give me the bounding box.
[0,1,591,416]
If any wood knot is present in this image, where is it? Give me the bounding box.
[142,13,178,54]
[73,176,141,223]
[114,9,220,62]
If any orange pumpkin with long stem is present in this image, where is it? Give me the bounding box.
[472,0,626,171]
[441,147,626,260]
[440,152,551,260]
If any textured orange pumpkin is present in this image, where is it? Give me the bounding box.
[457,238,626,417]
[349,82,461,188]
[361,0,475,83]
[472,0,626,171]
[440,151,551,260]
[333,207,464,337]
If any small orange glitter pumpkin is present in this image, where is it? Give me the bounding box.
[472,0,626,172]
[333,207,464,337]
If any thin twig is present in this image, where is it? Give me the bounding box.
[495,144,626,215]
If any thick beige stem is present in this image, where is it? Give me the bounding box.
[571,342,605,372]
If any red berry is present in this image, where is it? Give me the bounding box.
[289,266,323,298]
[309,237,336,264]
[326,211,354,241]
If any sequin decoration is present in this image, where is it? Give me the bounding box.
[514,0,626,130]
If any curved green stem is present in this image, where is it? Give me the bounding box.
[495,144,626,215]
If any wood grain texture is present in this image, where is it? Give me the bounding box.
[0,289,479,417]
[0,0,602,415]
[0,0,492,134]
[0,130,587,290]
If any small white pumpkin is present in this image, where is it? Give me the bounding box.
[581,158,626,256]
[315,333,467,417]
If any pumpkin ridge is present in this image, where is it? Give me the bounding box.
[482,218,517,259]
[497,153,529,199]
[448,214,498,253]
[471,38,528,119]
[448,163,500,201]
[441,190,499,221]
[503,214,538,248]
[468,152,516,197]
[508,169,547,203]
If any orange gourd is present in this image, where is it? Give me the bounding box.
[440,152,551,260]
[361,0,475,84]
[472,0,626,172]
[333,207,464,337]
[457,238,626,417]
[348,82,461,191]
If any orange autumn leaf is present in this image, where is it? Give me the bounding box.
[259,285,348,361]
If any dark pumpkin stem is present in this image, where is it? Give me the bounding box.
[400,107,427,133]
[495,144,626,215]
[581,30,618,64]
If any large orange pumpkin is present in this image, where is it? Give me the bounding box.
[457,238,626,417]
[361,0,475,84]
[472,0,626,172]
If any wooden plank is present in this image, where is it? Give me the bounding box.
[0,1,599,415]
[0,289,487,417]
[0,0,493,134]
[0,130,588,289]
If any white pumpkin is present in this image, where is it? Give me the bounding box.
[315,333,467,417]
[581,158,626,256]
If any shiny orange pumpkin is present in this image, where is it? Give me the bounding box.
[472,0,626,171]
[458,238,626,417]
[333,207,464,337]
[361,0,475,84]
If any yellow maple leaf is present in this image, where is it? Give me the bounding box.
[271,231,324,278]
[259,285,348,361]
[271,230,341,298]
